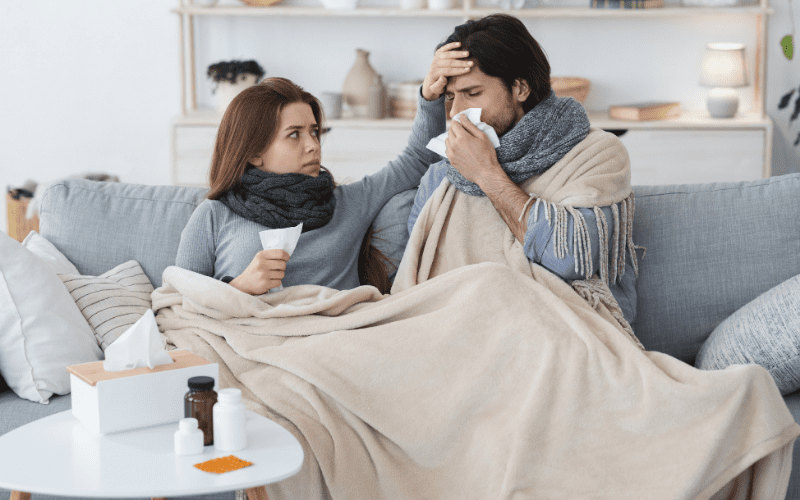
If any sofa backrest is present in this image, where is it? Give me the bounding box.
[40,180,207,287]
[631,173,800,365]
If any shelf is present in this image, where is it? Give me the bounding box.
[172,4,773,17]
[174,109,770,130]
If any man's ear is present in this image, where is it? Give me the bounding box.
[513,78,531,103]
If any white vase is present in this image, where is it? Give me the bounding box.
[215,74,259,114]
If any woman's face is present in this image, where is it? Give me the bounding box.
[249,102,321,177]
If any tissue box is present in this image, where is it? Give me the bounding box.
[67,349,219,435]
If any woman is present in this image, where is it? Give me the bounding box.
[175,42,473,295]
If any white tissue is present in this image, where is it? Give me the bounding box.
[426,108,501,159]
[259,222,303,292]
[102,309,174,371]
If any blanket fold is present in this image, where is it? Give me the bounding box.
[155,128,800,500]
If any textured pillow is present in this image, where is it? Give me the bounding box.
[58,260,154,351]
[696,273,800,395]
[22,230,80,275]
[0,232,102,404]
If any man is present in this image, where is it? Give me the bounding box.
[407,13,638,325]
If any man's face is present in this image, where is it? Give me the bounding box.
[444,63,527,137]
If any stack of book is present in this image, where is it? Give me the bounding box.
[608,101,681,121]
[388,81,423,119]
[591,0,664,7]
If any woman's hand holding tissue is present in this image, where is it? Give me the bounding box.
[422,41,473,102]
[230,249,290,296]
[446,115,504,187]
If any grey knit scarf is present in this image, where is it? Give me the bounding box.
[447,90,591,196]
[220,165,336,231]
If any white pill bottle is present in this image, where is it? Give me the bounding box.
[213,388,247,452]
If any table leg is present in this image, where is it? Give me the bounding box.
[246,486,270,500]
[10,492,31,500]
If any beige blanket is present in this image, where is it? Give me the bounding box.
[155,129,800,499]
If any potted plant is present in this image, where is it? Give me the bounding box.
[207,60,266,113]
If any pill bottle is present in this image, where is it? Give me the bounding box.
[174,418,204,455]
[184,376,217,446]
[213,388,247,452]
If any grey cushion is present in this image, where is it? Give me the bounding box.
[39,180,207,288]
[696,273,800,395]
[631,173,800,365]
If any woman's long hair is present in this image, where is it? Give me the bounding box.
[207,77,394,293]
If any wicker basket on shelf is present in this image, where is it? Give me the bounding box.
[551,77,591,104]
[239,0,284,6]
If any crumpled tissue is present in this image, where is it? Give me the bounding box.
[102,309,174,371]
[259,222,303,293]
[426,108,501,159]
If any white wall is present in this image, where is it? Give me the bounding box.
[2,0,798,234]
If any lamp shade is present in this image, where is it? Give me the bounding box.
[700,43,748,87]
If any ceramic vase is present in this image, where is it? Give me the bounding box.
[342,49,378,118]
[215,74,259,114]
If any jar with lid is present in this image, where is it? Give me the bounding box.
[184,376,217,446]
[213,388,247,452]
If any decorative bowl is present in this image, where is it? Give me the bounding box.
[551,77,591,103]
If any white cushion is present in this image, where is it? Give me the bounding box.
[21,230,80,275]
[58,261,154,351]
[0,232,103,404]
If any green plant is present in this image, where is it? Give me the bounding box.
[207,60,265,93]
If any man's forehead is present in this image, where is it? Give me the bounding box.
[445,68,489,93]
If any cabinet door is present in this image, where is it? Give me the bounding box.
[618,129,765,186]
[321,126,413,184]
[173,125,216,187]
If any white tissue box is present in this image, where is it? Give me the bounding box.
[67,350,219,435]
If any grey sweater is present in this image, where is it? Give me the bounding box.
[175,91,445,291]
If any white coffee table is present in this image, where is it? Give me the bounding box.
[0,409,303,500]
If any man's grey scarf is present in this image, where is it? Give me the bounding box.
[220,165,336,231]
[447,90,591,196]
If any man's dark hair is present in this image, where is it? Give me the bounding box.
[437,14,551,113]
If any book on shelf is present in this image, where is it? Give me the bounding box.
[591,0,665,8]
[608,101,681,121]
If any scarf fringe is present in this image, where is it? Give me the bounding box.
[571,277,645,351]
[537,192,642,287]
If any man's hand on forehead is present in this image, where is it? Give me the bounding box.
[422,42,474,102]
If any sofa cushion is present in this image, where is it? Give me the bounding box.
[631,173,800,365]
[0,233,103,404]
[22,231,80,275]
[39,180,208,288]
[695,272,800,395]
[59,260,154,351]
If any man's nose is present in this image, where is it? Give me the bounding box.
[449,96,463,119]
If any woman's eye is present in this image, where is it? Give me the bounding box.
[289,131,299,138]
[311,129,319,137]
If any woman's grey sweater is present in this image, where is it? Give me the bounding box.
[175,92,445,290]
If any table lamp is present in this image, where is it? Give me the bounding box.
[699,43,748,118]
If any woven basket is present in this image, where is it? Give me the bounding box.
[239,0,284,6]
[551,77,591,103]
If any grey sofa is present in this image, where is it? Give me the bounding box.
[2,173,800,500]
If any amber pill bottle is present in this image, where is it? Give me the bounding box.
[184,376,217,446]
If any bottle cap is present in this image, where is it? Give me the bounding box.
[179,418,199,431]
[218,388,242,403]
[188,376,215,391]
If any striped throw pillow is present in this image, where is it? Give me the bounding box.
[58,260,154,351]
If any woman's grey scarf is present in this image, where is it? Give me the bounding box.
[220,165,336,231]
[447,90,591,196]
